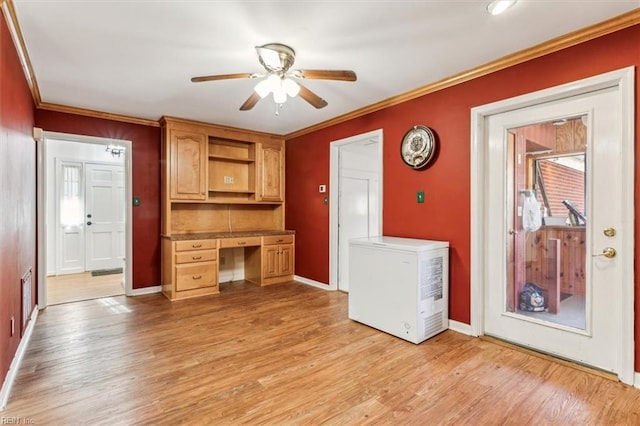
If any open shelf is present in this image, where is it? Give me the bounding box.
[208,153,255,163]
[208,138,256,203]
[209,188,256,194]
[208,139,255,161]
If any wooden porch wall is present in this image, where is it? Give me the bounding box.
[525,226,586,296]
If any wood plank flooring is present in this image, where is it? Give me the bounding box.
[47,272,124,305]
[4,280,640,425]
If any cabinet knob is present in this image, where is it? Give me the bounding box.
[192,256,202,260]
[192,244,202,248]
[192,275,202,280]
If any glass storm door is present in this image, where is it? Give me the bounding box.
[484,87,625,374]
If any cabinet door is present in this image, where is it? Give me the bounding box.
[263,245,279,278]
[259,144,284,202]
[170,130,207,200]
[279,244,294,276]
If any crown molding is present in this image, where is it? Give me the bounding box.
[285,8,640,140]
[38,102,161,127]
[1,0,41,104]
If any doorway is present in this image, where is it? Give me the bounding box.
[470,67,634,384]
[36,131,133,306]
[329,129,383,291]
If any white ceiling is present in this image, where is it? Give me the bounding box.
[12,1,639,135]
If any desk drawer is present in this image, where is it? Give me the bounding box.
[219,236,261,248]
[263,234,294,245]
[175,239,217,252]
[175,249,217,264]
[176,262,217,291]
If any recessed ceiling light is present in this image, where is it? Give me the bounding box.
[487,0,518,15]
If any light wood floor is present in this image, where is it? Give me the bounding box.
[5,281,640,425]
[47,272,124,305]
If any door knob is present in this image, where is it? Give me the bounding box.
[593,247,616,258]
[87,221,92,226]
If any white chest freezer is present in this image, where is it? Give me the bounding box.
[348,236,449,344]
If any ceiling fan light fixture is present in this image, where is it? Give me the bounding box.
[283,78,300,97]
[254,74,279,98]
[487,0,518,15]
[273,89,287,105]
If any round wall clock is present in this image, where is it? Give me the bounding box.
[400,125,436,169]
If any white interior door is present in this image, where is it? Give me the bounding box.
[56,160,85,275]
[337,142,381,292]
[85,163,125,271]
[338,175,370,292]
[330,129,383,292]
[484,86,628,374]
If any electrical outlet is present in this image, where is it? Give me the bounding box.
[11,316,15,336]
[223,176,234,184]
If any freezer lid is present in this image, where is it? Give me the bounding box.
[349,236,449,252]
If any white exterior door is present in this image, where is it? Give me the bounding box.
[85,163,125,271]
[56,161,85,275]
[484,86,630,374]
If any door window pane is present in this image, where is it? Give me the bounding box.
[508,116,587,330]
[60,164,83,227]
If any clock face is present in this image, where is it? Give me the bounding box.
[400,125,436,169]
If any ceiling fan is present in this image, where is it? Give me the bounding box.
[191,43,357,111]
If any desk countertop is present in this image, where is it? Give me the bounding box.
[162,230,295,241]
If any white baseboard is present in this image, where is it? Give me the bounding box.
[0,306,39,411]
[128,285,162,296]
[634,372,640,389]
[294,275,331,290]
[448,319,473,336]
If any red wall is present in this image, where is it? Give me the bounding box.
[0,11,37,386]
[286,25,640,360]
[34,110,161,289]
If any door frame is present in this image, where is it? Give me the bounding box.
[470,67,635,384]
[329,129,383,291]
[35,130,134,306]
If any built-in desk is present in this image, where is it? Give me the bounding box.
[161,230,295,301]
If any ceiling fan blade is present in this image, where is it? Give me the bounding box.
[239,91,261,111]
[191,73,255,83]
[297,83,328,109]
[294,69,357,82]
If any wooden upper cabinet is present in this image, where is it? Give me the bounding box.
[259,143,284,202]
[170,130,207,200]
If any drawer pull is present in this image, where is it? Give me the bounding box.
[276,239,283,243]
[192,243,202,248]
[192,256,202,260]
[192,275,202,280]
[238,241,246,245]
